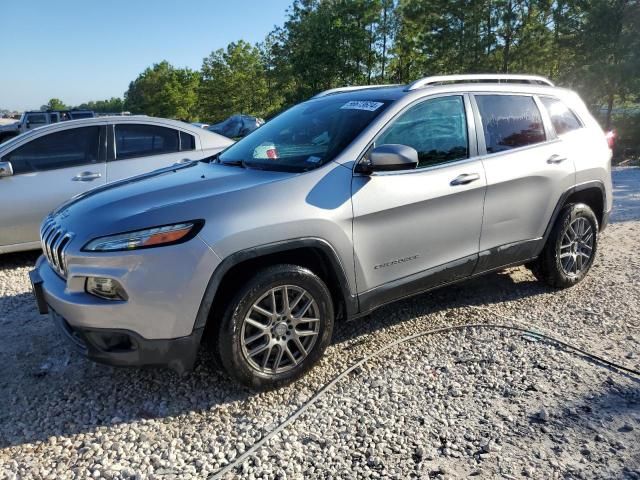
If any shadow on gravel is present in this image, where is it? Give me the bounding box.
[1,170,637,453]
[0,250,40,270]
[0,266,548,449]
[537,384,640,477]
[333,268,548,346]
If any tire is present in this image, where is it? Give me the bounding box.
[217,264,334,389]
[530,203,598,288]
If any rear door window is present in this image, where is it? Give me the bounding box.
[3,126,101,174]
[114,124,180,160]
[475,95,546,153]
[540,97,582,135]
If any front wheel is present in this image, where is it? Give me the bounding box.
[217,264,334,389]
[530,203,598,288]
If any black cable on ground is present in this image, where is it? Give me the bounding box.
[211,315,640,479]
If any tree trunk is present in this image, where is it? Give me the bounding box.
[381,4,388,82]
[605,91,614,131]
[502,0,513,73]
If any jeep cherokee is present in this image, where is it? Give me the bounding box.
[30,74,613,389]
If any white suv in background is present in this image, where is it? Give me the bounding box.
[0,117,232,253]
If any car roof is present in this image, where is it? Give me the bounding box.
[0,116,231,154]
[311,77,576,105]
[15,115,216,135]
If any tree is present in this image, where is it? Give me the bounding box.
[572,0,640,129]
[75,97,125,113]
[199,40,272,122]
[124,61,200,120]
[265,0,394,102]
[41,98,68,111]
[102,0,638,152]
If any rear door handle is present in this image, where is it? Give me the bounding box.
[547,154,568,164]
[72,171,102,181]
[450,173,481,186]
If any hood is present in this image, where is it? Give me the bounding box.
[0,122,19,132]
[52,161,292,242]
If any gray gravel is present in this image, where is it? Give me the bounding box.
[1,168,639,479]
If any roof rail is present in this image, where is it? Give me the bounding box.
[406,74,554,91]
[312,84,399,99]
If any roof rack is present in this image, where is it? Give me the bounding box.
[312,84,400,99]
[406,74,554,91]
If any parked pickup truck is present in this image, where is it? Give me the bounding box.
[0,110,95,143]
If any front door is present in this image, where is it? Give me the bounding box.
[0,126,106,247]
[351,94,486,310]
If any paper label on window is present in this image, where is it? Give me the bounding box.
[340,101,384,112]
[306,156,322,164]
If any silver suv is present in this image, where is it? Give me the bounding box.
[30,74,613,388]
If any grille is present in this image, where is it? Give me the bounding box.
[40,217,73,277]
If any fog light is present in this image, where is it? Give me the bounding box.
[86,277,127,300]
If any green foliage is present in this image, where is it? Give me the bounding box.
[75,97,125,114]
[262,0,396,104]
[124,61,200,120]
[73,0,639,149]
[41,98,68,111]
[199,41,272,122]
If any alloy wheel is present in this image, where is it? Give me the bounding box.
[559,217,594,277]
[240,285,320,374]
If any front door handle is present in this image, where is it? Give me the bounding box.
[450,173,481,186]
[547,154,568,164]
[72,171,102,181]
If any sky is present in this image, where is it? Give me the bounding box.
[0,0,292,111]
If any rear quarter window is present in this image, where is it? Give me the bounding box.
[179,131,196,151]
[540,97,582,135]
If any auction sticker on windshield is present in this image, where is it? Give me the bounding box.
[340,101,384,111]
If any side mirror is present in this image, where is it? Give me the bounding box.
[356,144,418,174]
[25,121,31,129]
[0,161,14,178]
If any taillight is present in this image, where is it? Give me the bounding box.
[605,130,616,149]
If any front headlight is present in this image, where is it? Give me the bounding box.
[82,221,202,252]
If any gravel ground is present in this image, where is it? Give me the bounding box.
[1,168,639,480]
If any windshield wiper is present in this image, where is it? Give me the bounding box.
[220,159,246,168]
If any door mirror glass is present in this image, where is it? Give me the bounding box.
[358,144,418,173]
[0,161,14,177]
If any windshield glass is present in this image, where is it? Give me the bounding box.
[219,98,391,172]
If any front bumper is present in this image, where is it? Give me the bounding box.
[29,236,221,373]
[30,267,203,374]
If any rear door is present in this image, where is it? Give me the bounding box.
[471,93,576,271]
[0,125,106,247]
[352,94,486,305]
[106,123,200,181]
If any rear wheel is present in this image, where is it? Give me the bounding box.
[217,264,334,389]
[530,203,598,288]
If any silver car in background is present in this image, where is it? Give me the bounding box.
[0,117,232,253]
[30,74,612,389]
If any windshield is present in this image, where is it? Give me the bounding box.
[219,98,391,172]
